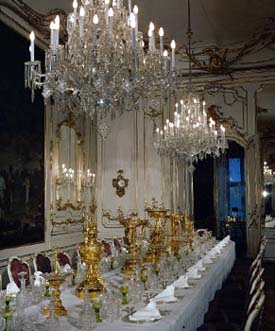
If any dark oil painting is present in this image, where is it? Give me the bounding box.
[0,21,45,249]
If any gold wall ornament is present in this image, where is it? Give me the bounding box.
[43,248,67,317]
[112,169,129,197]
[75,217,105,299]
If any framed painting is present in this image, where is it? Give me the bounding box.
[0,21,45,249]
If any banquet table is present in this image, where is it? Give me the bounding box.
[25,240,235,331]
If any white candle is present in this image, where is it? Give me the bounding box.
[178,100,182,113]
[73,0,78,26]
[148,29,152,51]
[128,0,132,13]
[54,15,60,48]
[29,31,35,61]
[171,40,176,70]
[159,27,164,55]
[149,22,155,50]
[105,0,110,25]
[133,5,138,37]
[108,8,114,34]
[50,21,55,49]
[117,0,120,9]
[93,14,99,47]
[163,49,168,72]
[79,6,85,38]
[130,13,136,47]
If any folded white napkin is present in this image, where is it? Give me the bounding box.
[194,260,206,272]
[174,275,190,289]
[62,264,72,273]
[34,271,45,287]
[6,281,20,295]
[203,256,213,264]
[129,301,162,321]
[152,284,178,303]
[187,269,201,279]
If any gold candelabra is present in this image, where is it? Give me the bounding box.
[165,213,184,256]
[44,248,67,317]
[75,217,105,299]
[103,208,148,278]
[183,216,195,246]
[143,199,168,264]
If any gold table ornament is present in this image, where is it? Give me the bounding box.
[75,217,105,299]
[102,208,148,278]
[166,213,184,256]
[119,215,148,278]
[183,216,195,246]
[143,200,168,264]
[44,248,67,317]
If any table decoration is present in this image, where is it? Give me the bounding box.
[44,281,51,298]
[186,267,202,279]
[76,217,105,299]
[6,282,19,296]
[92,298,102,323]
[174,275,190,289]
[129,301,162,322]
[120,285,129,305]
[103,208,148,278]
[1,295,14,331]
[140,265,149,291]
[151,284,178,303]
[43,248,67,317]
[144,200,168,263]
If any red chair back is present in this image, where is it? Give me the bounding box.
[10,258,30,288]
[36,254,52,273]
[57,252,71,267]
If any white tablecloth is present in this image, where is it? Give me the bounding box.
[26,241,236,331]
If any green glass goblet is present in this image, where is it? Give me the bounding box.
[92,299,102,323]
[120,285,129,305]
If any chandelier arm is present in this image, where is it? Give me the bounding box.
[186,0,193,92]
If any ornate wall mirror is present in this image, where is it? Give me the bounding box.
[256,85,275,228]
[0,20,45,249]
[50,111,88,235]
[56,114,83,211]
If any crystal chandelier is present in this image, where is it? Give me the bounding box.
[24,0,178,138]
[155,0,227,161]
[263,162,275,185]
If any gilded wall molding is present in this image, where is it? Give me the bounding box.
[0,0,66,45]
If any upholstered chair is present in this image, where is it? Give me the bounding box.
[33,253,52,274]
[7,256,31,288]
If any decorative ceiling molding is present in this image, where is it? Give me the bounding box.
[0,0,67,45]
[207,104,248,147]
[177,18,275,77]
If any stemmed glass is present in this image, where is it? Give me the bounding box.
[79,288,96,330]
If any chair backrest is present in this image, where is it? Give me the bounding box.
[114,238,122,252]
[250,268,264,296]
[247,280,265,316]
[102,240,112,256]
[57,251,72,267]
[7,256,31,288]
[250,259,261,284]
[244,293,265,331]
[34,253,52,274]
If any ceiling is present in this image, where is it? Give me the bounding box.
[24,0,275,47]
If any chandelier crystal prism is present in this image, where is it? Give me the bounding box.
[155,0,227,161]
[24,0,178,138]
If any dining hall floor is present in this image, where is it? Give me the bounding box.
[197,259,275,331]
